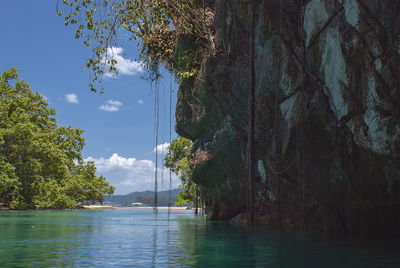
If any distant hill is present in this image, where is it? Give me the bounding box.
[104,188,182,207]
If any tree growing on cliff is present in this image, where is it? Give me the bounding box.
[0,68,115,209]
[164,137,200,212]
[57,0,210,91]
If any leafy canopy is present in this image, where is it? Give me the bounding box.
[57,0,209,91]
[0,68,115,209]
[164,136,198,206]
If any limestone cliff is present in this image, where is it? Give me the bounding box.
[175,0,400,235]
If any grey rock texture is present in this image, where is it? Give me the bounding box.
[175,0,400,234]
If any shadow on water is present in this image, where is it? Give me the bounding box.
[172,217,400,268]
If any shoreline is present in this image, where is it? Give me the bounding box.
[123,206,191,210]
[82,205,116,210]
[0,206,192,211]
[84,206,194,210]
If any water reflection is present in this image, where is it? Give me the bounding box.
[167,215,205,266]
[173,218,400,268]
[1,209,400,267]
[152,215,158,267]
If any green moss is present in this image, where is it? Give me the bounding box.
[169,34,201,78]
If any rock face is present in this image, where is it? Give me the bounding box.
[175,0,400,235]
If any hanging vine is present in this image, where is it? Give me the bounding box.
[247,0,256,225]
[153,81,160,213]
[57,0,214,92]
[297,0,306,230]
[168,77,173,219]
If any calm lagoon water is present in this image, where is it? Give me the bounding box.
[1,208,400,267]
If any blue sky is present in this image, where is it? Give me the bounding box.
[0,0,179,194]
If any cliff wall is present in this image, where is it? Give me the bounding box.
[175,0,400,235]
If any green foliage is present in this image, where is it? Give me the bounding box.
[0,68,115,209]
[57,0,208,91]
[164,137,192,173]
[0,158,18,201]
[169,34,200,79]
[164,136,198,206]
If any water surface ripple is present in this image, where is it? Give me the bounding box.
[0,208,399,267]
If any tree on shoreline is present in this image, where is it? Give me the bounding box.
[164,137,201,213]
[0,68,114,209]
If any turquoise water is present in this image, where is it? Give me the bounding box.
[0,208,399,267]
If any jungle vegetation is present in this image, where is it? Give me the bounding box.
[0,68,115,209]
[57,0,212,91]
[164,137,202,212]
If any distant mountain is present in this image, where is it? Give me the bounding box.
[104,188,182,207]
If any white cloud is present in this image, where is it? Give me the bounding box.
[85,153,179,194]
[107,100,122,106]
[103,47,144,78]
[153,143,170,154]
[99,99,123,112]
[86,153,153,172]
[137,99,144,104]
[65,93,79,104]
